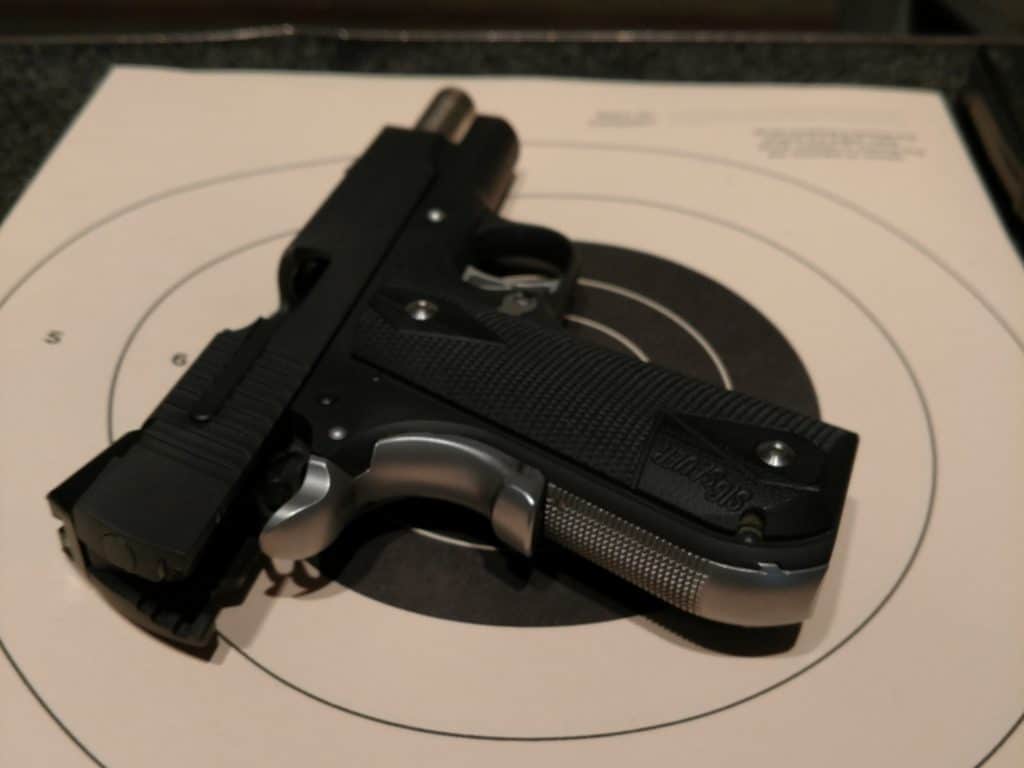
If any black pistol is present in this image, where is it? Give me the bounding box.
[48,89,858,648]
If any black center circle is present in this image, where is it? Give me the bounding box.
[315,241,819,627]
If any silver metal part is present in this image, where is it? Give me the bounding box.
[259,434,544,561]
[462,264,561,295]
[498,291,538,316]
[757,439,796,468]
[261,441,823,626]
[405,299,439,322]
[260,456,356,560]
[544,484,826,627]
[327,426,347,441]
[697,561,824,627]
[426,208,446,224]
[357,434,543,556]
[415,88,476,143]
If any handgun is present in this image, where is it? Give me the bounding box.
[48,89,858,649]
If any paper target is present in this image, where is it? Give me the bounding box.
[2,131,1021,766]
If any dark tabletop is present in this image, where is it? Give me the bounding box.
[1,30,1022,226]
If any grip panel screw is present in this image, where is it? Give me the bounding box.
[757,440,795,468]
[406,299,438,322]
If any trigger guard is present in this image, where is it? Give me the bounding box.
[259,434,546,560]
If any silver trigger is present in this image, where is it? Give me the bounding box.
[258,434,546,561]
[259,456,356,560]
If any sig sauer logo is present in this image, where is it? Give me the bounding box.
[649,435,752,512]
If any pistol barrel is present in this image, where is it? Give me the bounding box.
[415,88,476,143]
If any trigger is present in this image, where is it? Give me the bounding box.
[259,456,356,560]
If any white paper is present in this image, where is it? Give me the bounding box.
[1,67,1021,767]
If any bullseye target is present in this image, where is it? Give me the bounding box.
[1,74,1020,767]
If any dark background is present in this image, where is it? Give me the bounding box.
[1,2,1022,236]
[1,0,1024,35]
